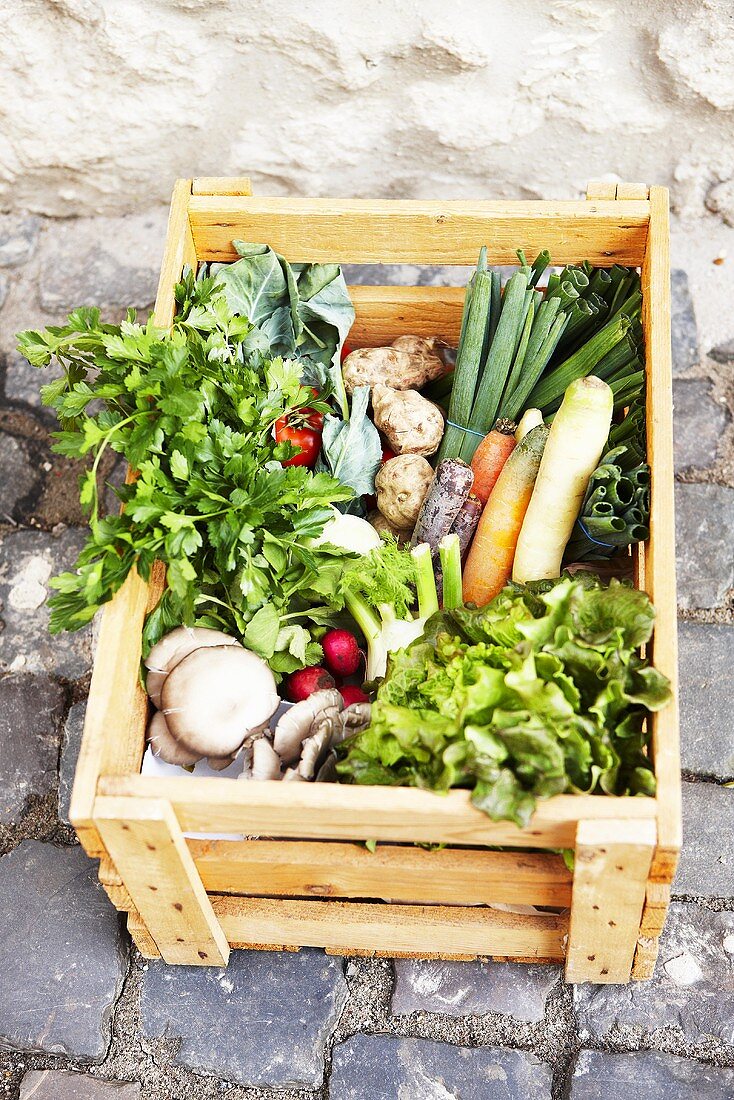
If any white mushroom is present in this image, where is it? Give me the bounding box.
[251,735,282,781]
[160,645,279,761]
[145,626,241,707]
[297,726,333,779]
[272,689,343,763]
[148,710,200,768]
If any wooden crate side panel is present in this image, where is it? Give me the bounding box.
[95,796,229,966]
[188,197,650,266]
[641,186,682,880]
[188,839,573,907]
[100,775,657,849]
[70,180,196,858]
[565,820,655,984]
[349,285,466,346]
[212,896,568,960]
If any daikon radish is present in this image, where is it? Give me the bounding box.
[513,376,613,583]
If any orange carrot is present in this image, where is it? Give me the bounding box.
[462,425,548,606]
[469,421,517,504]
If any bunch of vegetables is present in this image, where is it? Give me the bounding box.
[433,249,643,459]
[19,233,670,826]
[337,574,670,825]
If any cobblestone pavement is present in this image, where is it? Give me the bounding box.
[0,210,733,1100]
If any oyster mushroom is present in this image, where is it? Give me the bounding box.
[148,710,200,768]
[272,689,343,764]
[145,626,241,708]
[151,645,279,767]
[251,735,282,781]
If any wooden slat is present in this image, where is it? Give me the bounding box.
[192,176,252,196]
[212,896,568,960]
[349,285,466,347]
[127,911,162,959]
[565,820,655,984]
[95,796,229,966]
[586,180,619,201]
[641,186,681,883]
[616,182,649,201]
[188,197,650,266]
[100,775,657,849]
[188,839,573,907]
[69,181,196,859]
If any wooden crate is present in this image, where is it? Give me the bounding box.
[70,177,680,983]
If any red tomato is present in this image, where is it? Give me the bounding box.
[274,404,323,467]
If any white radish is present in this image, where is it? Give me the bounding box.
[512,376,613,583]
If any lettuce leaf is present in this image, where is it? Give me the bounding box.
[337,574,671,827]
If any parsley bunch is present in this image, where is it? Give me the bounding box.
[18,271,353,673]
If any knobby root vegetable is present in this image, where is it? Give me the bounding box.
[375,454,433,530]
[368,509,412,544]
[515,408,544,442]
[145,625,240,708]
[469,421,517,505]
[371,384,445,457]
[160,645,279,763]
[462,424,548,606]
[411,458,474,552]
[342,337,446,394]
[513,376,614,583]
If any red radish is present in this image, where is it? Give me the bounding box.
[340,685,369,706]
[322,629,361,677]
[286,666,335,702]
[340,343,353,363]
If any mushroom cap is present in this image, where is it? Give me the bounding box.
[147,710,200,767]
[161,645,279,757]
[145,626,242,707]
[251,736,282,781]
[272,688,343,764]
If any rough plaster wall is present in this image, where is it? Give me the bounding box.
[2,0,733,217]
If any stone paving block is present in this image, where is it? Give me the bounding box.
[0,672,65,826]
[678,622,734,778]
[671,269,699,377]
[676,780,734,896]
[710,339,734,365]
[392,958,560,1022]
[0,214,40,267]
[575,902,734,1045]
[0,433,39,520]
[140,948,348,1088]
[3,346,63,412]
[330,1034,552,1099]
[0,526,93,679]
[38,211,167,313]
[673,379,730,471]
[570,1049,734,1099]
[0,840,126,1058]
[59,698,87,825]
[19,1069,140,1099]
[675,482,734,609]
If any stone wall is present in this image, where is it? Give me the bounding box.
[3,0,734,217]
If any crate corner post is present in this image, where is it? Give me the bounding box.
[95,795,230,966]
[565,819,655,984]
